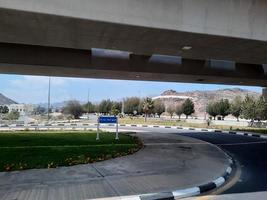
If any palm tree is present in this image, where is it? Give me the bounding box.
[142,98,154,122]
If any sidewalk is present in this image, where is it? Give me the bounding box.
[0,132,230,200]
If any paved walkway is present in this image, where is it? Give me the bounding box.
[0,132,230,200]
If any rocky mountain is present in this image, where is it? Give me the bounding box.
[0,93,17,105]
[157,88,260,118]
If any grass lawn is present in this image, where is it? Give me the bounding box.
[233,128,267,135]
[119,117,267,134]
[119,117,179,126]
[119,117,242,130]
[0,131,141,172]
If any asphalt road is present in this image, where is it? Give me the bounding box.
[106,126,267,196]
[95,125,267,196]
[177,131,267,195]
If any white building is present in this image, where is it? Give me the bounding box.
[152,95,192,101]
[7,104,34,116]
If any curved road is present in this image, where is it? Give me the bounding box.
[113,126,267,198]
[177,131,267,195]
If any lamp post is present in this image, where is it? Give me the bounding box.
[47,77,51,122]
[87,89,90,120]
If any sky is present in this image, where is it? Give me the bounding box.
[0,74,262,104]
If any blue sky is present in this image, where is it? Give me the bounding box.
[0,74,262,104]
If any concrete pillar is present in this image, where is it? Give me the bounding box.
[262,88,267,101]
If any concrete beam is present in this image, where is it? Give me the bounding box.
[1,0,267,41]
[0,43,267,86]
[1,1,267,64]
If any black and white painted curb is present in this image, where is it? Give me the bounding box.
[92,159,234,200]
[1,122,267,140]
[119,124,267,140]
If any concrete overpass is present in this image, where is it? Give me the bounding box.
[1,0,267,87]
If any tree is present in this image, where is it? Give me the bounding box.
[175,104,183,119]
[142,98,154,122]
[240,95,267,123]
[206,99,230,120]
[182,98,195,119]
[124,97,141,115]
[217,99,230,120]
[112,101,122,113]
[110,105,120,116]
[5,110,19,120]
[98,99,113,114]
[110,101,122,116]
[206,102,219,120]
[241,95,257,121]
[153,100,165,118]
[83,101,96,113]
[255,96,267,121]
[33,105,46,115]
[230,96,242,121]
[167,105,175,118]
[62,100,84,119]
[0,106,9,114]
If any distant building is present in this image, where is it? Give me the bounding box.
[7,104,34,115]
[152,95,192,101]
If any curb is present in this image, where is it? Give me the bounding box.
[93,158,234,200]
[1,123,267,140]
[119,124,267,140]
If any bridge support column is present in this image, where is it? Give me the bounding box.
[262,88,267,101]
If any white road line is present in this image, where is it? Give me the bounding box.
[219,141,267,146]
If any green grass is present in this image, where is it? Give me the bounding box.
[119,117,178,126]
[0,131,141,172]
[120,117,267,133]
[119,117,241,130]
[234,128,267,135]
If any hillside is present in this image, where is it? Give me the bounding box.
[157,88,260,117]
[0,93,17,105]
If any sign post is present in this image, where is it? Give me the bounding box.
[96,121,100,140]
[115,120,119,140]
[97,116,119,140]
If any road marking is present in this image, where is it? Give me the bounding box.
[144,141,267,146]
[218,141,267,146]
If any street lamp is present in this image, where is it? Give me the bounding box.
[47,77,51,122]
[87,89,90,120]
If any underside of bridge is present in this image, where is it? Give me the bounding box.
[0,0,267,86]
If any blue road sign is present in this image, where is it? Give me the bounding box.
[98,116,117,124]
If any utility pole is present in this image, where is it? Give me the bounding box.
[203,84,208,120]
[47,77,51,122]
[121,100,125,116]
[87,89,90,120]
